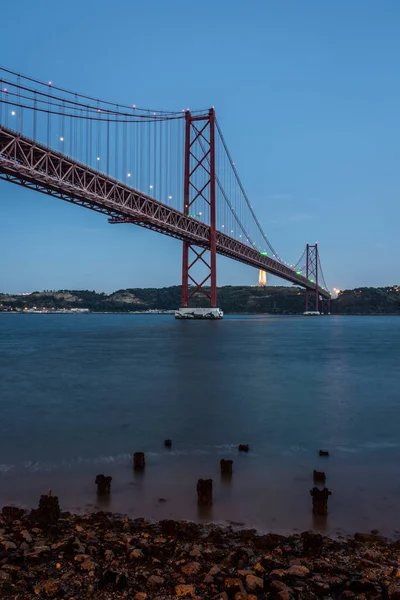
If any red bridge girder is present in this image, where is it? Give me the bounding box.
[0,125,330,298]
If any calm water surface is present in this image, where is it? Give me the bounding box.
[0,314,399,537]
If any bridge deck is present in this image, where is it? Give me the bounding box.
[0,126,329,298]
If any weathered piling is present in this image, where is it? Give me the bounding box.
[133,452,145,470]
[95,474,112,495]
[220,459,233,474]
[310,487,332,515]
[197,478,213,506]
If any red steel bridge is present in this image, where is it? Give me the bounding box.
[0,68,330,313]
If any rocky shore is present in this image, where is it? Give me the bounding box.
[0,497,399,599]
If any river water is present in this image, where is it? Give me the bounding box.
[0,314,399,537]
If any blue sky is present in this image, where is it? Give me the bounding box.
[1,0,399,293]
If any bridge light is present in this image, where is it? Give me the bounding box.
[97,157,100,161]
[60,137,64,141]
[296,270,301,275]
[221,225,224,228]
[127,173,131,177]
[168,195,172,199]
[11,111,16,116]
[3,88,7,92]
[150,185,153,189]
[48,81,52,86]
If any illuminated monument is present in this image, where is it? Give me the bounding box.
[258,270,267,287]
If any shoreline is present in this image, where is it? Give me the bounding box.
[2,311,400,316]
[0,501,399,599]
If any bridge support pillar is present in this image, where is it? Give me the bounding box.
[177,108,222,320]
[305,243,319,314]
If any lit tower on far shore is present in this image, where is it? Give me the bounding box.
[258,270,267,287]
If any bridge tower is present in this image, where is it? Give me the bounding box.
[305,243,319,313]
[176,109,223,319]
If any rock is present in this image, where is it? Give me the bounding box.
[175,584,195,597]
[220,459,233,474]
[254,533,285,549]
[20,529,33,543]
[234,593,247,600]
[134,594,148,600]
[197,478,213,506]
[147,575,165,586]
[312,579,330,595]
[310,486,332,515]
[81,558,97,571]
[95,474,112,495]
[181,561,201,575]
[1,541,17,550]
[129,548,144,559]
[354,532,387,544]
[238,444,249,452]
[2,506,25,522]
[100,568,128,589]
[164,439,172,447]
[160,519,177,536]
[270,580,293,600]
[270,569,287,578]
[208,566,221,576]
[0,570,11,582]
[33,579,60,597]
[388,583,400,599]
[133,452,145,470]
[313,469,326,483]
[301,531,323,555]
[287,564,310,577]
[319,449,329,456]
[246,574,264,591]
[224,578,245,593]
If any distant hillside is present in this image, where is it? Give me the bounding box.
[1,285,400,314]
[333,286,400,314]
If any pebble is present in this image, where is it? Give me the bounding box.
[287,564,310,577]
[175,583,195,596]
[181,561,201,575]
[245,573,264,591]
[147,575,165,586]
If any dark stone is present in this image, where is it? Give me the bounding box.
[354,532,387,545]
[177,521,201,541]
[254,533,285,550]
[220,459,233,474]
[37,491,61,525]
[133,452,145,470]
[99,568,128,590]
[238,444,249,452]
[2,506,25,522]
[310,487,331,515]
[197,478,213,506]
[301,531,323,555]
[313,470,326,483]
[319,449,329,456]
[95,474,112,495]
[160,519,177,536]
[164,439,172,448]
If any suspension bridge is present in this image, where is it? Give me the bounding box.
[0,67,330,318]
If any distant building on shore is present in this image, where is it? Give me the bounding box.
[258,270,267,287]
